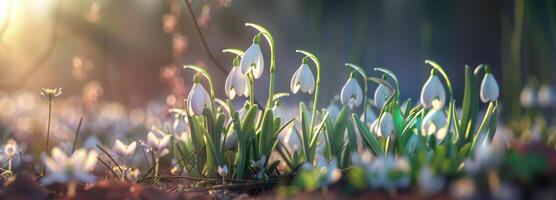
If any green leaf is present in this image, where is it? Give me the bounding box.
[222,48,245,56]
[459,65,479,146]
[352,114,383,155]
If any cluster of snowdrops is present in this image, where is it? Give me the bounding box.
[1,23,505,198]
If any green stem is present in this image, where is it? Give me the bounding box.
[248,72,255,105]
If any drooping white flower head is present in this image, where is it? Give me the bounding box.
[217,165,229,177]
[420,74,446,109]
[42,147,98,185]
[377,112,395,137]
[3,139,18,159]
[239,40,264,79]
[340,77,363,109]
[520,86,537,108]
[326,102,340,120]
[225,66,248,99]
[147,132,170,157]
[480,73,499,103]
[374,84,393,109]
[538,84,555,107]
[187,81,211,116]
[290,63,315,94]
[366,155,411,189]
[420,109,448,140]
[113,140,136,161]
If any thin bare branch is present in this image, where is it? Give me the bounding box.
[183,0,228,75]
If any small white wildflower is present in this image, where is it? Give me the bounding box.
[225,66,248,99]
[217,165,229,177]
[340,77,363,108]
[113,140,136,162]
[290,63,315,94]
[420,75,446,109]
[377,112,395,137]
[418,166,445,196]
[239,41,264,79]
[374,84,392,109]
[420,109,448,140]
[187,81,211,116]
[41,87,63,101]
[538,84,555,107]
[480,73,499,103]
[147,132,170,157]
[41,147,98,185]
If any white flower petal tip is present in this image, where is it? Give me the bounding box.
[240,43,264,79]
[538,85,556,107]
[187,83,211,115]
[290,64,315,94]
[113,140,136,160]
[420,75,446,109]
[420,109,448,140]
[340,78,363,108]
[217,165,229,177]
[480,73,499,103]
[225,67,248,99]
[520,87,536,108]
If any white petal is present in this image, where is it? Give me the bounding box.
[240,43,264,79]
[290,65,303,94]
[159,135,171,149]
[187,83,210,115]
[420,76,446,109]
[231,68,247,97]
[127,141,137,156]
[147,132,159,148]
[299,64,315,94]
[51,147,68,164]
[378,112,394,137]
[225,69,236,99]
[340,78,363,108]
[480,73,499,103]
[83,150,98,171]
[374,84,392,109]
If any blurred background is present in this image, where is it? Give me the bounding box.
[0,0,554,125]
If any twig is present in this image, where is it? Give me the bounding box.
[0,0,13,41]
[183,0,227,75]
[97,157,120,178]
[1,0,63,91]
[71,117,83,154]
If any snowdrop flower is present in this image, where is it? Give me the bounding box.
[520,86,536,108]
[217,165,229,177]
[374,84,392,109]
[240,38,264,79]
[290,63,315,94]
[420,74,446,109]
[340,76,363,108]
[406,134,420,154]
[225,65,248,99]
[147,132,170,157]
[538,84,555,107]
[377,112,395,137]
[418,166,445,196]
[464,139,504,174]
[187,79,211,115]
[113,140,136,162]
[42,147,98,185]
[480,73,499,103]
[421,109,448,140]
